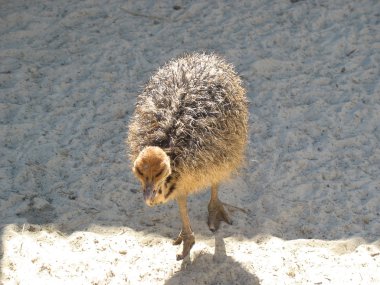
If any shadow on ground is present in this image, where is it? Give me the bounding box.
[165,235,260,285]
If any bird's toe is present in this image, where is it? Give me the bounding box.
[175,233,195,260]
[172,235,183,245]
[208,201,232,232]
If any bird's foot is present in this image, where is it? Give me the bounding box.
[173,231,195,260]
[208,199,232,232]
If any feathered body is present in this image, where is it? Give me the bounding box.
[128,53,248,199]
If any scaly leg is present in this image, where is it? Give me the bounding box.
[208,184,232,232]
[173,195,195,260]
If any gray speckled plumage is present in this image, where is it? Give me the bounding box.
[128,53,248,178]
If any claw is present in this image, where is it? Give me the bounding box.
[208,211,220,232]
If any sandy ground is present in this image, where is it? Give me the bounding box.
[1,0,380,284]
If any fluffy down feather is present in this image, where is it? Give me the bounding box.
[127,53,248,194]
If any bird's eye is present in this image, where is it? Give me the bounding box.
[135,167,144,176]
[155,169,164,178]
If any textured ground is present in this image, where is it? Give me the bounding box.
[1,0,380,284]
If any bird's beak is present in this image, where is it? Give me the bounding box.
[143,184,155,205]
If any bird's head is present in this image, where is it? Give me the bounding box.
[132,146,172,206]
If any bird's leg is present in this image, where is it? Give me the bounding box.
[208,183,232,232]
[173,195,195,260]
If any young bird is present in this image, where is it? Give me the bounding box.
[127,53,248,260]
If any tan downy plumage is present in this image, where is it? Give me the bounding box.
[127,53,248,260]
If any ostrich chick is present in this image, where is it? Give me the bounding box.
[127,53,248,260]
